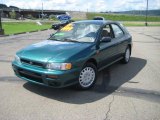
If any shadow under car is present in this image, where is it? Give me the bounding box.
[23,57,147,104]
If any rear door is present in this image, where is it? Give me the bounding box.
[110,23,127,58]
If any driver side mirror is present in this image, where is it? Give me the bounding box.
[101,37,111,43]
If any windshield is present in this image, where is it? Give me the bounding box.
[49,22,101,43]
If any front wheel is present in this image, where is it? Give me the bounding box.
[77,63,97,90]
[122,47,131,64]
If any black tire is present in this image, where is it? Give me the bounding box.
[122,46,131,64]
[77,63,97,90]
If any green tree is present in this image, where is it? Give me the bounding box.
[27,14,33,19]
[49,15,57,21]
[9,11,16,19]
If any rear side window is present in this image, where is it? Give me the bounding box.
[111,24,124,38]
[120,23,129,34]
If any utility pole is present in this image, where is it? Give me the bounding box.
[145,0,149,26]
[19,8,22,20]
[42,2,43,19]
[0,9,4,35]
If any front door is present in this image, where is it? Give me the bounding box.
[97,24,118,69]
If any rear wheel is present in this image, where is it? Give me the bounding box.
[122,46,131,64]
[77,63,97,90]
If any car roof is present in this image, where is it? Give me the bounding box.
[73,20,118,25]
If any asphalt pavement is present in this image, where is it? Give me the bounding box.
[0,27,160,120]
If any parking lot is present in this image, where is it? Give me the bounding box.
[0,27,160,120]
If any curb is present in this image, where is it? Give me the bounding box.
[0,34,9,37]
[13,32,27,35]
[0,28,52,37]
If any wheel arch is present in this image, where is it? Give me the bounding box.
[128,44,132,55]
[85,58,98,68]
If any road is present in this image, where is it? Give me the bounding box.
[0,27,160,120]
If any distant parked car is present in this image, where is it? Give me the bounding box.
[93,16,105,20]
[52,20,74,30]
[12,20,132,89]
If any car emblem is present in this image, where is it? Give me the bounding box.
[30,61,33,65]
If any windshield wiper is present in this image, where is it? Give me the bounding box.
[63,38,80,43]
[49,38,60,41]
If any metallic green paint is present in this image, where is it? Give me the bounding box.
[12,20,132,88]
[17,40,92,63]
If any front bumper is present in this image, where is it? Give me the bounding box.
[12,61,80,88]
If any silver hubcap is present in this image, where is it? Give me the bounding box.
[125,48,130,62]
[79,67,95,88]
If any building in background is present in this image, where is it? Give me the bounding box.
[0,4,66,19]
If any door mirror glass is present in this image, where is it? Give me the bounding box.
[101,37,111,42]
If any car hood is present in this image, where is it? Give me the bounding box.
[17,40,92,63]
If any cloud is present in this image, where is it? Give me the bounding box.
[109,0,160,11]
[1,0,160,12]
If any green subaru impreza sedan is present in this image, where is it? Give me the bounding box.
[12,20,132,89]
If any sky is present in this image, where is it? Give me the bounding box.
[1,0,160,12]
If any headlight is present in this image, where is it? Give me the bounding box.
[15,55,21,64]
[46,63,72,70]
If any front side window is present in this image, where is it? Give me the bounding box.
[49,22,101,43]
[101,24,112,39]
[111,24,124,38]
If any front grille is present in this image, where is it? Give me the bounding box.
[18,69,43,83]
[21,58,44,68]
